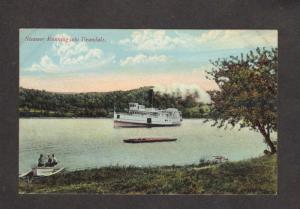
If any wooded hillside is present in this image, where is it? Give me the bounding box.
[19,87,210,118]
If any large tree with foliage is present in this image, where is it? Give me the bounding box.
[207,47,278,154]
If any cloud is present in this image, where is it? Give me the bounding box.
[52,34,104,65]
[120,54,168,66]
[154,83,211,103]
[25,33,115,73]
[25,55,59,73]
[195,30,277,49]
[119,30,185,51]
[120,30,277,51]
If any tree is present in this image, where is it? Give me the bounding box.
[207,47,278,154]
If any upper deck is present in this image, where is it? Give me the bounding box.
[128,103,180,114]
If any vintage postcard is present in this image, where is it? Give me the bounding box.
[19,29,278,194]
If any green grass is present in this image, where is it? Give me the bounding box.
[19,154,277,194]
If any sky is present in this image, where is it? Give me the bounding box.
[20,29,277,101]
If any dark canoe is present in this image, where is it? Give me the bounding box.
[123,137,177,143]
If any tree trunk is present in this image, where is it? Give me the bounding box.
[257,122,277,154]
[263,133,277,154]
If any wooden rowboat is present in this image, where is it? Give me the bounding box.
[19,166,65,178]
[123,137,177,143]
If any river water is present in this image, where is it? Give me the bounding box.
[19,118,274,173]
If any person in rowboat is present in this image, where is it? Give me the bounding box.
[51,154,58,166]
[45,154,52,167]
[38,154,45,167]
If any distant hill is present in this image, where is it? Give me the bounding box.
[19,87,210,118]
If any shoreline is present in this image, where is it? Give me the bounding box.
[19,117,207,120]
[19,154,277,194]
[19,116,113,119]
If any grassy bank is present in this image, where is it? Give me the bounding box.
[19,154,277,194]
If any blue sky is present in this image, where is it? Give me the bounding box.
[20,29,277,95]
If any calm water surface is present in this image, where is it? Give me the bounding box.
[19,118,275,173]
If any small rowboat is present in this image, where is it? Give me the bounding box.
[123,137,177,143]
[19,166,65,178]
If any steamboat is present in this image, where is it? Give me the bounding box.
[114,103,182,127]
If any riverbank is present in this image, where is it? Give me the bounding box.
[19,154,277,194]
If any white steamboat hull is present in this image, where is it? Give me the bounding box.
[114,120,181,127]
[114,113,181,127]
